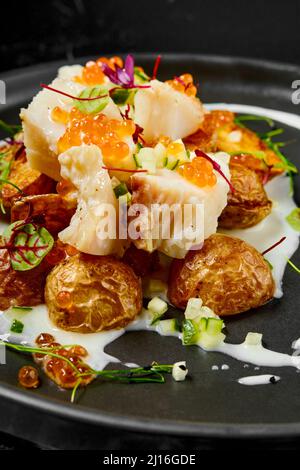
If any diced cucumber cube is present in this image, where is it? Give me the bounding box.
[206,318,224,336]
[114,182,128,198]
[198,332,226,350]
[184,298,203,319]
[148,297,168,316]
[182,319,200,345]
[157,318,179,335]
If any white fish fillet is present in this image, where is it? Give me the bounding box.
[129,152,230,258]
[134,80,204,142]
[58,144,123,256]
[20,66,122,181]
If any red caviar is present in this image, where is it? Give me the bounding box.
[55,108,135,166]
[166,73,197,97]
[75,56,123,86]
[178,156,217,187]
[56,291,73,309]
[18,365,40,389]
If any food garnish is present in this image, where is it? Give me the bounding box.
[0,339,181,402]
[101,54,150,90]
[0,220,54,271]
[195,149,234,192]
[18,365,40,389]
[286,208,300,232]
[261,236,286,256]
[10,319,24,334]
[152,55,161,80]
[234,114,298,193]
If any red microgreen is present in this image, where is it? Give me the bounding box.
[0,220,54,271]
[41,84,108,101]
[132,123,145,144]
[195,149,235,192]
[261,236,286,256]
[152,55,161,80]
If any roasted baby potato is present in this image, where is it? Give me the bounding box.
[218,160,272,229]
[45,254,143,333]
[1,147,56,211]
[168,233,275,316]
[0,249,51,310]
[11,194,76,236]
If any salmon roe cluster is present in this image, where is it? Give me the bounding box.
[75,56,123,86]
[166,73,197,97]
[34,333,93,389]
[178,156,217,187]
[53,107,136,165]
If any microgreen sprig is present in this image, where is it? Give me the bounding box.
[234,114,297,194]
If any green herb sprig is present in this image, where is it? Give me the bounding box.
[234,114,297,194]
[0,340,174,403]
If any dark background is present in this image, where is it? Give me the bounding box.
[1,0,300,73]
[1,0,300,452]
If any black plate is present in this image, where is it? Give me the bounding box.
[0,54,300,438]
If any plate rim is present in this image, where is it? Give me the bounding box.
[1,53,300,438]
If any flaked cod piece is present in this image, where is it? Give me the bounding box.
[58,144,124,256]
[130,152,230,259]
[20,65,122,180]
[134,79,205,142]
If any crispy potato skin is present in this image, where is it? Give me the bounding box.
[168,234,275,316]
[0,250,51,309]
[2,159,56,210]
[11,194,76,236]
[45,254,143,333]
[218,161,272,229]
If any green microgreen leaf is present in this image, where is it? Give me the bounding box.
[134,67,150,84]
[2,221,54,271]
[287,258,300,274]
[10,319,24,334]
[234,114,274,129]
[110,87,135,106]
[73,86,109,114]
[286,208,300,232]
[11,306,33,312]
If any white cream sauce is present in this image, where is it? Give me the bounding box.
[0,104,299,374]
[0,305,122,370]
[238,374,280,386]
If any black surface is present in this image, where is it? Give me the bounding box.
[0,54,300,448]
[1,0,300,72]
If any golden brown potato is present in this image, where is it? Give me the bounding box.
[11,194,76,236]
[45,254,143,333]
[168,233,275,316]
[1,155,56,210]
[0,249,51,309]
[218,161,272,229]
